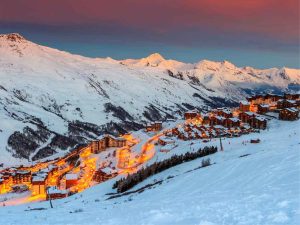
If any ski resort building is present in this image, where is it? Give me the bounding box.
[277,99,297,109]
[249,116,267,129]
[46,186,68,200]
[32,175,47,195]
[158,137,176,146]
[239,101,250,112]
[215,108,233,118]
[246,95,265,105]
[284,93,300,100]
[91,134,127,154]
[239,112,256,123]
[12,170,31,184]
[224,117,240,128]
[279,108,299,121]
[145,121,162,132]
[257,104,270,114]
[184,109,200,120]
[209,116,225,126]
[66,173,78,189]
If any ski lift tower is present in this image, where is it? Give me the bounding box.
[219,137,224,151]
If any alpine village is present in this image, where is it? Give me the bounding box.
[0,92,299,205]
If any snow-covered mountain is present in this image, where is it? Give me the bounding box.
[0,33,299,165]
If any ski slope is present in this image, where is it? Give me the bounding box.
[0,118,299,225]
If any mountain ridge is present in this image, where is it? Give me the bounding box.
[0,32,299,165]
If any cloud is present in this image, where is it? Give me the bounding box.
[0,0,298,42]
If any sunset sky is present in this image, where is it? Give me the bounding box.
[0,0,299,68]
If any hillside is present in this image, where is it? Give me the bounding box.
[0,33,299,165]
[0,118,299,225]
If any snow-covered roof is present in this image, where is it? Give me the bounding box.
[256,116,266,122]
[185,109,199,114]
[32,175,47,182]
[241,124,251,129]
[222,109,232,114]
[285,107,299,113]
[287,100,296,104]
[245,112,255,116]
[100,167,111,174]
[98,134,126,141]
[66,173,78,180]
[259,104,269,108]
[15,170,30,175]
[229,117,240,122]
[215,116,225,121]
[178,127,185,133]
[240,100,250,105]
[48,186,68,194]
[214,125,224,129]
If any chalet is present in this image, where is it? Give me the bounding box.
[277,99,297,109]
[12,170,31,184]
[218,108,233,118]
[284,93,300,100]
[214,126,226,137]
[92,169,115,182]
[239,111,256,123]
[158,137,176,146]
[191,128,202,138]
[31,173,47,195]
[184,109,200,120]
[264,94,282,103]
[184,123,192,132]
[177,128,189,140]
[249,116,267,129]
[91,134,127,154]
[46,186,68,200]
[171,127,179,136]
[0,171,13,193]
[279,108,299,121]
[145,121,163,132]
[66,173,78,189]
[209,116,225,126]
[224,117,240,128]
[257,104,269,114]
[201,114,210,125]
[246,95,264,105]
[239,101,250,112]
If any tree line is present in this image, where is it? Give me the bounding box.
[113,146,218,193]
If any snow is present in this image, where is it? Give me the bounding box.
[0,33,299,165]
[32,175,46,182]
[48,186,67,195]
[65,174,78,181]
[240,100,250,105]
[0,119,299,225]
[286,108,298,113]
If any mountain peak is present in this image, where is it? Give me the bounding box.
[144,53,165,64]
[0,33,26,42]
[222,60,236,69]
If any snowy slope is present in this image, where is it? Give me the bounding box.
[0,119,299,225]
[0,33,299,164]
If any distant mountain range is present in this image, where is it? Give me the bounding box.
[0,33,299,165]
